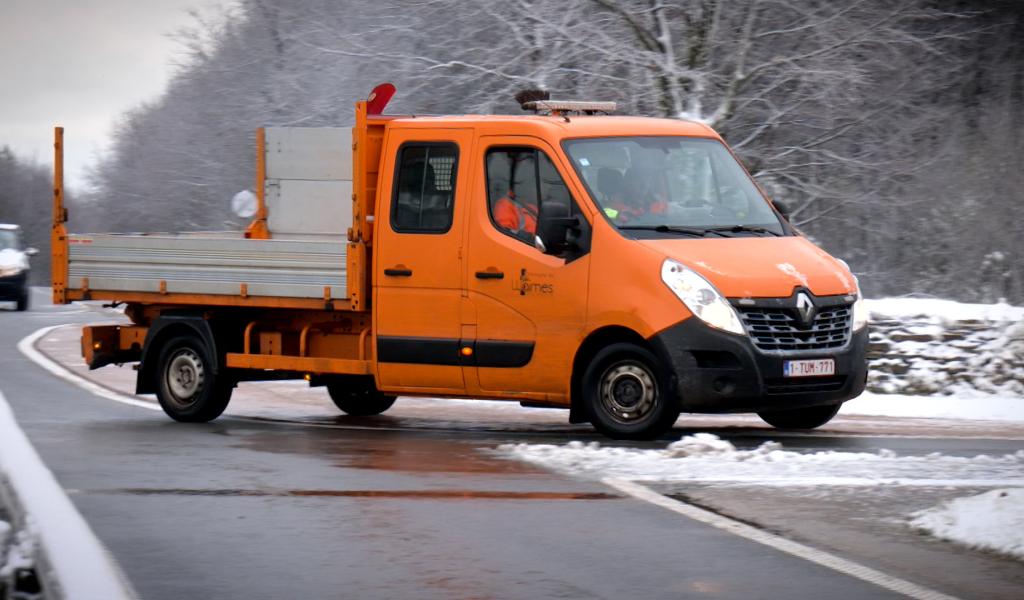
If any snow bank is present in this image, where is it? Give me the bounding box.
[910,488,1024,561]
[497,434,1024,486]
[0,519,37,582]
[0,390,137,599]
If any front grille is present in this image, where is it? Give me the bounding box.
[764,376,847,395]
[738,304,852,352]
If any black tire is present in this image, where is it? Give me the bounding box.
[327,380,396,416]
[155,334,233,422]
[15,291,28,311]
[758,403,841,430]
[582,343,679,440]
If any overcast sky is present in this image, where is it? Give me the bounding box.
[1,0,232,191]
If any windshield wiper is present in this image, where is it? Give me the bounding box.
[707,225,782,237]
[619,225,729,238]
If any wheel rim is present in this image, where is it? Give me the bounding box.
[165,348,205,407]
[599,361,657,424]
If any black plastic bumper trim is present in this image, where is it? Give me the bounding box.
[377,336,534,368]
[648,318,868,413]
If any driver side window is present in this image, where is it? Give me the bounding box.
[485,147,577,246]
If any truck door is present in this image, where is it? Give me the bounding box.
[465,138,591,400]
[374,130,473,393]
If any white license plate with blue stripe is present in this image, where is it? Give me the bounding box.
[783,358,835,377]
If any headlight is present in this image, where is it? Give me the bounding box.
[838,259,868,331]
[852,291,868,331]
[0,265,25,277]
[661,259,745,335]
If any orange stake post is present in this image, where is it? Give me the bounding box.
[244,127,271,239]
[51,126,68,304]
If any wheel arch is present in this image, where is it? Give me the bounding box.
[569,326,650,424]
[136,313,220,394]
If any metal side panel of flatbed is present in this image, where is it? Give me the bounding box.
[67,233,348,300]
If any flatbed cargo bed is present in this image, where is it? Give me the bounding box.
[53,123,369,311]
[67,232,348,300]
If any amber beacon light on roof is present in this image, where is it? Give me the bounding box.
[53,83,868,440]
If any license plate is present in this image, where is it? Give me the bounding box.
[783,358,835,377]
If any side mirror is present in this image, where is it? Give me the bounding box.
[535,202,579,256]
[773,200,792,221]
[24,247,39,257]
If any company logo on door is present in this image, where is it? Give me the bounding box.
[515,269,554,296]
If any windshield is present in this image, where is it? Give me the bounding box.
[563,137,785,236]
[0,230,20,250]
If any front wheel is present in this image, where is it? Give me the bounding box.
[155,335,233,422]
[327,380,396,416]
[758,403,841,430]
[582,343,679,440]
[15,291,28,311]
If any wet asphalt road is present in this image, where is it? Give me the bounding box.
[0,288,1020,599]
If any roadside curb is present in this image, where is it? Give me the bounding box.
[0,390,137,600]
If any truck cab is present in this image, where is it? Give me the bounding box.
[369,110,867,438]
[55,91,868,440]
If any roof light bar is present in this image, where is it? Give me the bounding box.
[523,100,617,115]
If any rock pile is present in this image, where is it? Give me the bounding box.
[867,306,1024,396]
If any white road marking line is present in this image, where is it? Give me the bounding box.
[0,389,138,599]
[17,325,160,412]
[604,478,959,600]
[18,325,427,432]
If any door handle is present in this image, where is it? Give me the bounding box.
[384,267,413,277]
[475,270,504,280]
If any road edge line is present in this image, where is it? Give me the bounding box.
[17,324,159,411]
[0,389,138,600]
[603,478,959,600]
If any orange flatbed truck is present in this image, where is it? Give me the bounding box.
[52,88,868,439]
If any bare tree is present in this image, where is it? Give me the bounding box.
[84,0,1021,302]
[0,146,59,282]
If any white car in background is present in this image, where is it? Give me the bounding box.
[0,224,37,311]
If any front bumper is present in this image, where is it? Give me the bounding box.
[649,317,868,413]
[0,271,27,300]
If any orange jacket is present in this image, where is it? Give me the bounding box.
[495,195,538,235]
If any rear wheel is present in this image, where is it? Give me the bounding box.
[582,343,679,440]
[15,291,28,311]
[758,403,841,429]
[155,334,233,422]
[327,379,396,416]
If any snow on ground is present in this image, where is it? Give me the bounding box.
[497,434,1024,487]
[910,488,1024,560]
[865,298,1024,322]
[841,391,1024,422]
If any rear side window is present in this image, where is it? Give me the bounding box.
[391,143,458,233]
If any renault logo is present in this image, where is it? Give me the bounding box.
[796,292,816,326]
